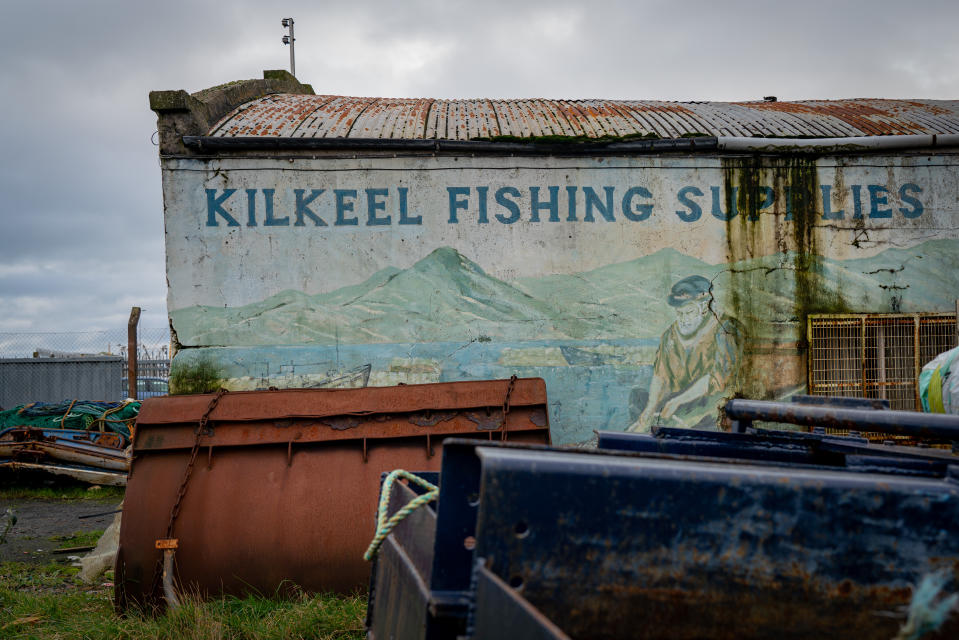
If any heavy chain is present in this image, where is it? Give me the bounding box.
[164,388,227,538]
[501,375,517,441]
[150,388,227,601]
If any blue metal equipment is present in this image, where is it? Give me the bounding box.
[367,399,959,639]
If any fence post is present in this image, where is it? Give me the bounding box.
[128,307,141,400]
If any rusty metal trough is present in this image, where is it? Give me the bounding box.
[115,378,550,609]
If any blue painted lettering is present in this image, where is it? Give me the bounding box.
[621,186,653,221]
[293,189,327,226]
[262,189,288,226]
[710,186,738,221]
[820,185,844,220]
[334,189,358,226]
[206,189,239,227]
[495,187,521,224]
[750,186,774,221]
[447,187,470,224]
[675,186,703,222]
[366,188,391,226]
[583,186,615,222]
[565,186,578,221]
[530,186,560,222]
[868,185,892,218]
[851,185,864,219]
[398,187,421,225]
[899,183,923,219]
[476,186,489,224]
[245,189,257,227]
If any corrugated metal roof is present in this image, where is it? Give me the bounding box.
[208,95,959,140]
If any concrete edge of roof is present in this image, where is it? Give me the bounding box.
[149,70,315,156]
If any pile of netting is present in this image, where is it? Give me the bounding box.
[0,400,140,439]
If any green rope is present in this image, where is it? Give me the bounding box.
[363,469,438,561]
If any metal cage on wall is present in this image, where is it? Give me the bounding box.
[808,313,958,413]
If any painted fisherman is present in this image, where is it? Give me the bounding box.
[628,275,743,432]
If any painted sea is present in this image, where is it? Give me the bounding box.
[174,338,658,444]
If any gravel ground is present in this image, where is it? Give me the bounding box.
[0,498,120,565]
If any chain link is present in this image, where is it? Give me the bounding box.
[150,388,227,600]
[164,388,227,537]
[501,375,517,441]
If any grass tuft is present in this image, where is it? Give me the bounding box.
[50,530,104,549]
[169,356,223,395]
[0,478,125,502]
[0,561,366,639]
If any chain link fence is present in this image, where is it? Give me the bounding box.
[0,327,171,408]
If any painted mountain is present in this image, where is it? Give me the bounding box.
[172,239,959,347]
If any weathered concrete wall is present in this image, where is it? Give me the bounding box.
[160,152,959,443]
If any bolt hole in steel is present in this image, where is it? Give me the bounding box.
[508,575,525,590]
[514,521,530,538]
[463,536,476,550]
[467,492,480,507]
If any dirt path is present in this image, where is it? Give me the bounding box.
[0,498,121,564]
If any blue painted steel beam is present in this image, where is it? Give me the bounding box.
[471,445,959,638]
[726,398,959,440]
[368,437,959,639]
[598,427,958,473]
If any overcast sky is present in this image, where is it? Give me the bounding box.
[1,0,957,334]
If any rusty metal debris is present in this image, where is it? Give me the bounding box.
[116,378,550,609]
[0,427,130,486]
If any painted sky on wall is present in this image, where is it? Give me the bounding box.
[1,0,958,332]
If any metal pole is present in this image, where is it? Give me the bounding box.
[127,307,141,400]
[725,398,959,441]
[282,18,295,77]
[289,20,295,77]
[914,315,921,410]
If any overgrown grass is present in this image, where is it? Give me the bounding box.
[169,356,223,395]
[0,562,367,639]
[0,472,125,502]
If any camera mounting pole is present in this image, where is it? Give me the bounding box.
[281,18,295,77]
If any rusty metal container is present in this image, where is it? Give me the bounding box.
[116,378,549,609]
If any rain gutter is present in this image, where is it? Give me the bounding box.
[180,133,959,155]
[717,134,959,153]
[181,136,718,154]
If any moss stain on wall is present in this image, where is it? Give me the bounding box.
[721,155,850,398]
[169,353,224,395]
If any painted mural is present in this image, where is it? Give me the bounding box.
[162,155,959,444]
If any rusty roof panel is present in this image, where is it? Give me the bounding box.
[553,101,597,136]
[346,98,433,139]
[207,95,959,140]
